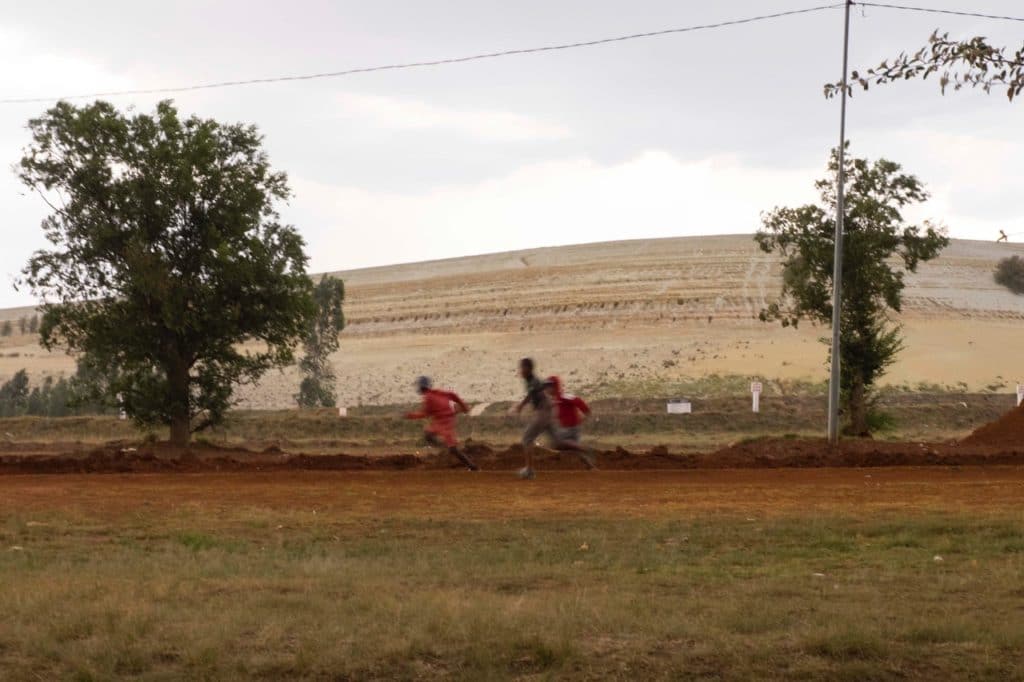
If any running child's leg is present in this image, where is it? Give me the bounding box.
[552,426,597,469]
[430,429,478,470]
[519,417,547,479]
[449,446,479,471]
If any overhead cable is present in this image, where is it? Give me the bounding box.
[0,4,843,105]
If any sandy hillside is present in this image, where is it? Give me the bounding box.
[1,235,1022,408]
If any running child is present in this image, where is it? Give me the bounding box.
[512,357,550,479]
[405,376,479,471]
[545,375,597,470]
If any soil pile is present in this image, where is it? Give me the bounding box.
[961,404,1024,446]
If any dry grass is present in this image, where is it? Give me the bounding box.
[1,502,1022,680]
[0,388,1013,454]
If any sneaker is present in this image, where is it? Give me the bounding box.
[578,452,597,470]
[517,466,536,480]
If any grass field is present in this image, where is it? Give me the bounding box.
[2,469,1023,680]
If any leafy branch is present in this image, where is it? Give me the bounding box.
[824,31,1024,101]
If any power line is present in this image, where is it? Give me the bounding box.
[856,2,1024,22]
[0,3,844,105]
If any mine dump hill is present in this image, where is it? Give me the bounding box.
[329,235,1024,337]
[2,235,1022,407]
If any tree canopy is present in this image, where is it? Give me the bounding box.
[756,147,949,435]
[19,100,315,445]
[994,256,1024,295]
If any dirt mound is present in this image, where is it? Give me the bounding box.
[961,404,1024,446]
[708,437,1024,468]
[2,436,1024,475]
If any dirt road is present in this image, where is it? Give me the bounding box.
[3,467,1022,519]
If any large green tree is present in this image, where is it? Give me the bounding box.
[756,148,949,435]
[296,275,345,408]
[19,100,314,445]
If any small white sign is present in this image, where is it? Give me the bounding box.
[750,382,763,394]
[751,381,762,413]
[1017,383,1023,407]
[337,406,348,418]
[667,400,691,415]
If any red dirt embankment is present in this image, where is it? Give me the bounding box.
[0,436,1022,475]
[961,404,1024,446]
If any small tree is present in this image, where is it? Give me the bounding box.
[19,100,315,445]
[18,317,27,335]
[296,275,345,408]
[0,320,11,337]
[995,255,1024,295]
[756,147,949,435]
[47,376,74,417]
[26,385,45,416]
[28,314,39,334]
[0,370,30,417]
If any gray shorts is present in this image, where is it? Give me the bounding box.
[557,426,582,445]
[521,412,557,447]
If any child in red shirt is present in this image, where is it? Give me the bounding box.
[405,376,478,471]
[545,375,597,470]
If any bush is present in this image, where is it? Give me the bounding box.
[994,255,1024,295]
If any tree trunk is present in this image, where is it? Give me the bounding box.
[846,375,870,437]
[169,416,191,448]
[167,360,191,447]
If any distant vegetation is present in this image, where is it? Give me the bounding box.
[0,315,40,337]
[0,365,107,418]
[994,255,1024,295]
[296,275,346,408]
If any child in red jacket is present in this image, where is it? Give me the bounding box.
[405,376,478,471]
[545,375,597,470]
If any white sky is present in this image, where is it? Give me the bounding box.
[1,1,1022,307]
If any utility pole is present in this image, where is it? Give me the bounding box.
[827,0,853,445]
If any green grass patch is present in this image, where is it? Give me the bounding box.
[0,509,1023,679]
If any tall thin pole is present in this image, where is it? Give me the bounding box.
[827,0,853,445]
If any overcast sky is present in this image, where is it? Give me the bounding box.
[1,1,1022,307]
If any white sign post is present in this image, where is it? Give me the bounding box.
[666,399,691,415]
[337,407,348,418]
[751,381,763,413]
[1017,383,1023,407]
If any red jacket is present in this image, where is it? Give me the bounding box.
[548,376,590,428]
[406,389,469,445]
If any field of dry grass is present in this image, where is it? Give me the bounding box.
[0,389,1016,456]
[1,469,1023,680]
[2,235,1022,410]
